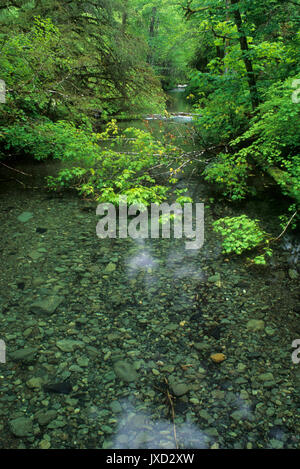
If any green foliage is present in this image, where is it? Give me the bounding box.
[173,188,193,205]
[188,73,251,147]
[213,215,272,264]
[201,75,300,205]
[0,119,100,163]
[0,1,165,126]
[203,152,253,200]
[47,167,88,188]
[278,204,299,231]
[186,0,300,150]
[130,0,197,88]
[1,0,299,234]
[44,121,189,207]
[1,116,189,206]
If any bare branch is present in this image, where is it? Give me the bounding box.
[182,0,212,20]
[271,211,298,242]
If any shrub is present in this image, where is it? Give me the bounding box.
[205,75,300,205]
[213,215,272,264]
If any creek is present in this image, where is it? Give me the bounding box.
[0,88,299,449]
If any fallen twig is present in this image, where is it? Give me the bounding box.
[154,377,178,449]
[271,210,298,242]
[0,161,32,176]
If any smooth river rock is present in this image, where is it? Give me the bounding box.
[17,212,33,223]
[246,319,265,332]
[10,347,38,363]
[113,360,138,382]
[9,417,33,437]
[170,382,189,397]
[30,296,64,315]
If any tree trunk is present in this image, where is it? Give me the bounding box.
[122,0,128,33]
[230,0,259,109]
[224,0,230,74]
[149,7,157,38]
[148,7,157,64]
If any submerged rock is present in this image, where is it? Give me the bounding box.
[210,353,226,363]
[288,269,298,280]
[39,440,51,449]
[43,381,72,394]
[30,296,64,315]
[26,377,44,389]
[170,382,189,397]
[113,360,138,382]
[36,410,57,426]
[9,417,33,437]
[17,212,33,223]
[10,347,38,363]
[104,262,116,274]
[258,372,274,382]
[29,250,44,260]
[56,339,82,352]
[269,439,284,449]
[36,227,47,234]
[110,401,122,413]
[246,319,265,332]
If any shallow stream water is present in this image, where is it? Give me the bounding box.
[0,90,299,449]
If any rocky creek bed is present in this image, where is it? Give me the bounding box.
[0,177,299,449]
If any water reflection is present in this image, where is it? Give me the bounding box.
[126,240,158,275]
[101,399,210,449]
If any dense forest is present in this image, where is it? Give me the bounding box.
[0,0,300,451]
[0,0,299,263]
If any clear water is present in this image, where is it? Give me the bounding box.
[0,91,299,449]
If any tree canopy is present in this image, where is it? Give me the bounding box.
[0,0,299,228]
